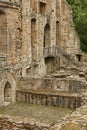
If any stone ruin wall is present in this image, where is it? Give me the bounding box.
[0,1,87,129]
[15,77,85,109]
[0,0,81,77]
[19,0,81,77]
[16,90,82,109]
[60,0,80,54]
[0,1,22,69]
[17,77,87,92]
[0,0,86,107]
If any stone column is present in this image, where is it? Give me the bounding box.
[50,0,56,46]
[21,0,32,76]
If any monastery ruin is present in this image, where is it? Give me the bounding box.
[0,0,87,121]
[1,0,87,129]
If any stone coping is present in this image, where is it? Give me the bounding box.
[0,1,19,9]
[17,89,82,98]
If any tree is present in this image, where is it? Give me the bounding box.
[66,0,87,52]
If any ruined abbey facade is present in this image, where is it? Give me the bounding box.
[0,0,87,108]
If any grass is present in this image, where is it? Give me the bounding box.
[0,102,72,124]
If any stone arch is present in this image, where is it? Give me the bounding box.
[44,23,50,47]
[0,73,16,105]
[31,18,37,62]
[4,81,12,102]
[56,21,60,47]
[0,10,7,55]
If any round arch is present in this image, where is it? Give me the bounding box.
[0,73,16,104]
[31,18,37,61]
[44,23,51,47]
[4,81,12,102]
[56,21,60,47]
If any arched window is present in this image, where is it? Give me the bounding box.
[31,19,37,62]
[4,82,12,102]
[30,0,37,13]
[0,10,7,55]
[44,24,50,47]
[56,21,59,47]
[39,2,46,14]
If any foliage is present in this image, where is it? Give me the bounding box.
[66,0,87,52]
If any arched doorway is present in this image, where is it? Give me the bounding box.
[0,10,7,55]
[44,24,55,74]
[45,57,55,73]
[4,82,12,102]
[44,24,50,47]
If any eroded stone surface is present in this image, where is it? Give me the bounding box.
[0,0,87,129]
[56,105,87,130]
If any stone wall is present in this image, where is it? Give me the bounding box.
[16,90,82,109]
[0,1,20,67]
[0,0,85,108]
[60,0,80,54]
[0,1,87,129]
[17,77,87,92]
[20,0,81,77]
[0,0,82,78]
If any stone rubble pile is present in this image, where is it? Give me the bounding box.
[55,105,87,130]
[0,115,50,130]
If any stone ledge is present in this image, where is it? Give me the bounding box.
[0,1,19,9]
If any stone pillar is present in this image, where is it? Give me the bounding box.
[21,0,31,75]
[50,0,56,46]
